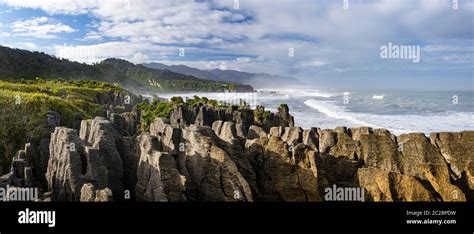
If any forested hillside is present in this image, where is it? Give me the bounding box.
[0,46,254,92]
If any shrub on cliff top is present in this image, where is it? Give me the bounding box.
[137,100,174,131]
[0,79,128,172]
[137,95,237,132]
[254,105,272,123]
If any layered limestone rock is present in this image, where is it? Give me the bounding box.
[194,106,213,126]
[258,105,295,132]
[269,126,284,138]
[281,127,303,146]
[168,102,294,137]
[1,93,142,196]
[328,127,358,160]
[170,105,195,128]
[274,104,295,129]
[151,121,182,155]
[315,152,362,193]
[315,128,362,192]
[430,131,474,200]
[5,143,46,188]
[216,122,258,198]
[10,100,473,202]
[247,125,267,140]
[171,104,227,129]
[46,116,139,201]
[246,136,320,201]
[292,144,321,201]
[80,183,113,202]
[358,167,436,201]
[110,111,139,137]
[96,91,142,112]
[217,122,238,143]
[46,127,107,201]
[351,127,399,172]
[135,134,186,201]
[309,126,469,202]
[398,133,466,201]
[232,109,254,136]
[180,125,253,201]
[150,117,171,137]
[319,130,337,154]
[303,128,319,152]
[79,117,134,200]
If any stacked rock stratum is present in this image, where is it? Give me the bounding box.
[1,102,472,202]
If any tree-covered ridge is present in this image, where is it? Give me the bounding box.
[0,45,254,92]
[100,58,249,92]
[0,79,132,172]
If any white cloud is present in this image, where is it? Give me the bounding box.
[130,51,149,64]
[443,54,472,64]
[10,16,76,39]
[54,41,174,64]
[3,42,39,50]
[218,62,227,70]
[424,45,473,52]
[3,0,99,14]
[299,59,327,67]
[83,31,103,40]
[4,0,473,78]
[236,57,253,63]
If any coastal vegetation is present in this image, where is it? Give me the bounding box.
[0,78,129,172]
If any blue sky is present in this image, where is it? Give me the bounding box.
[0,0,472,89]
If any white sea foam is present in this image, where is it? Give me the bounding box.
[303,99,379,128]
[152,91,473,135]
[298,91,332,98]
[303,99,474,135]
[258,89,333,98]
[372,95,384,100]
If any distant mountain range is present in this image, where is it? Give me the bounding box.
[144,62,295,88]
[0,45,253,93]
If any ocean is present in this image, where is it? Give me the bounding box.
[157,88,474,135]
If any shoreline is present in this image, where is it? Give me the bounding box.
[151,90,474,136]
